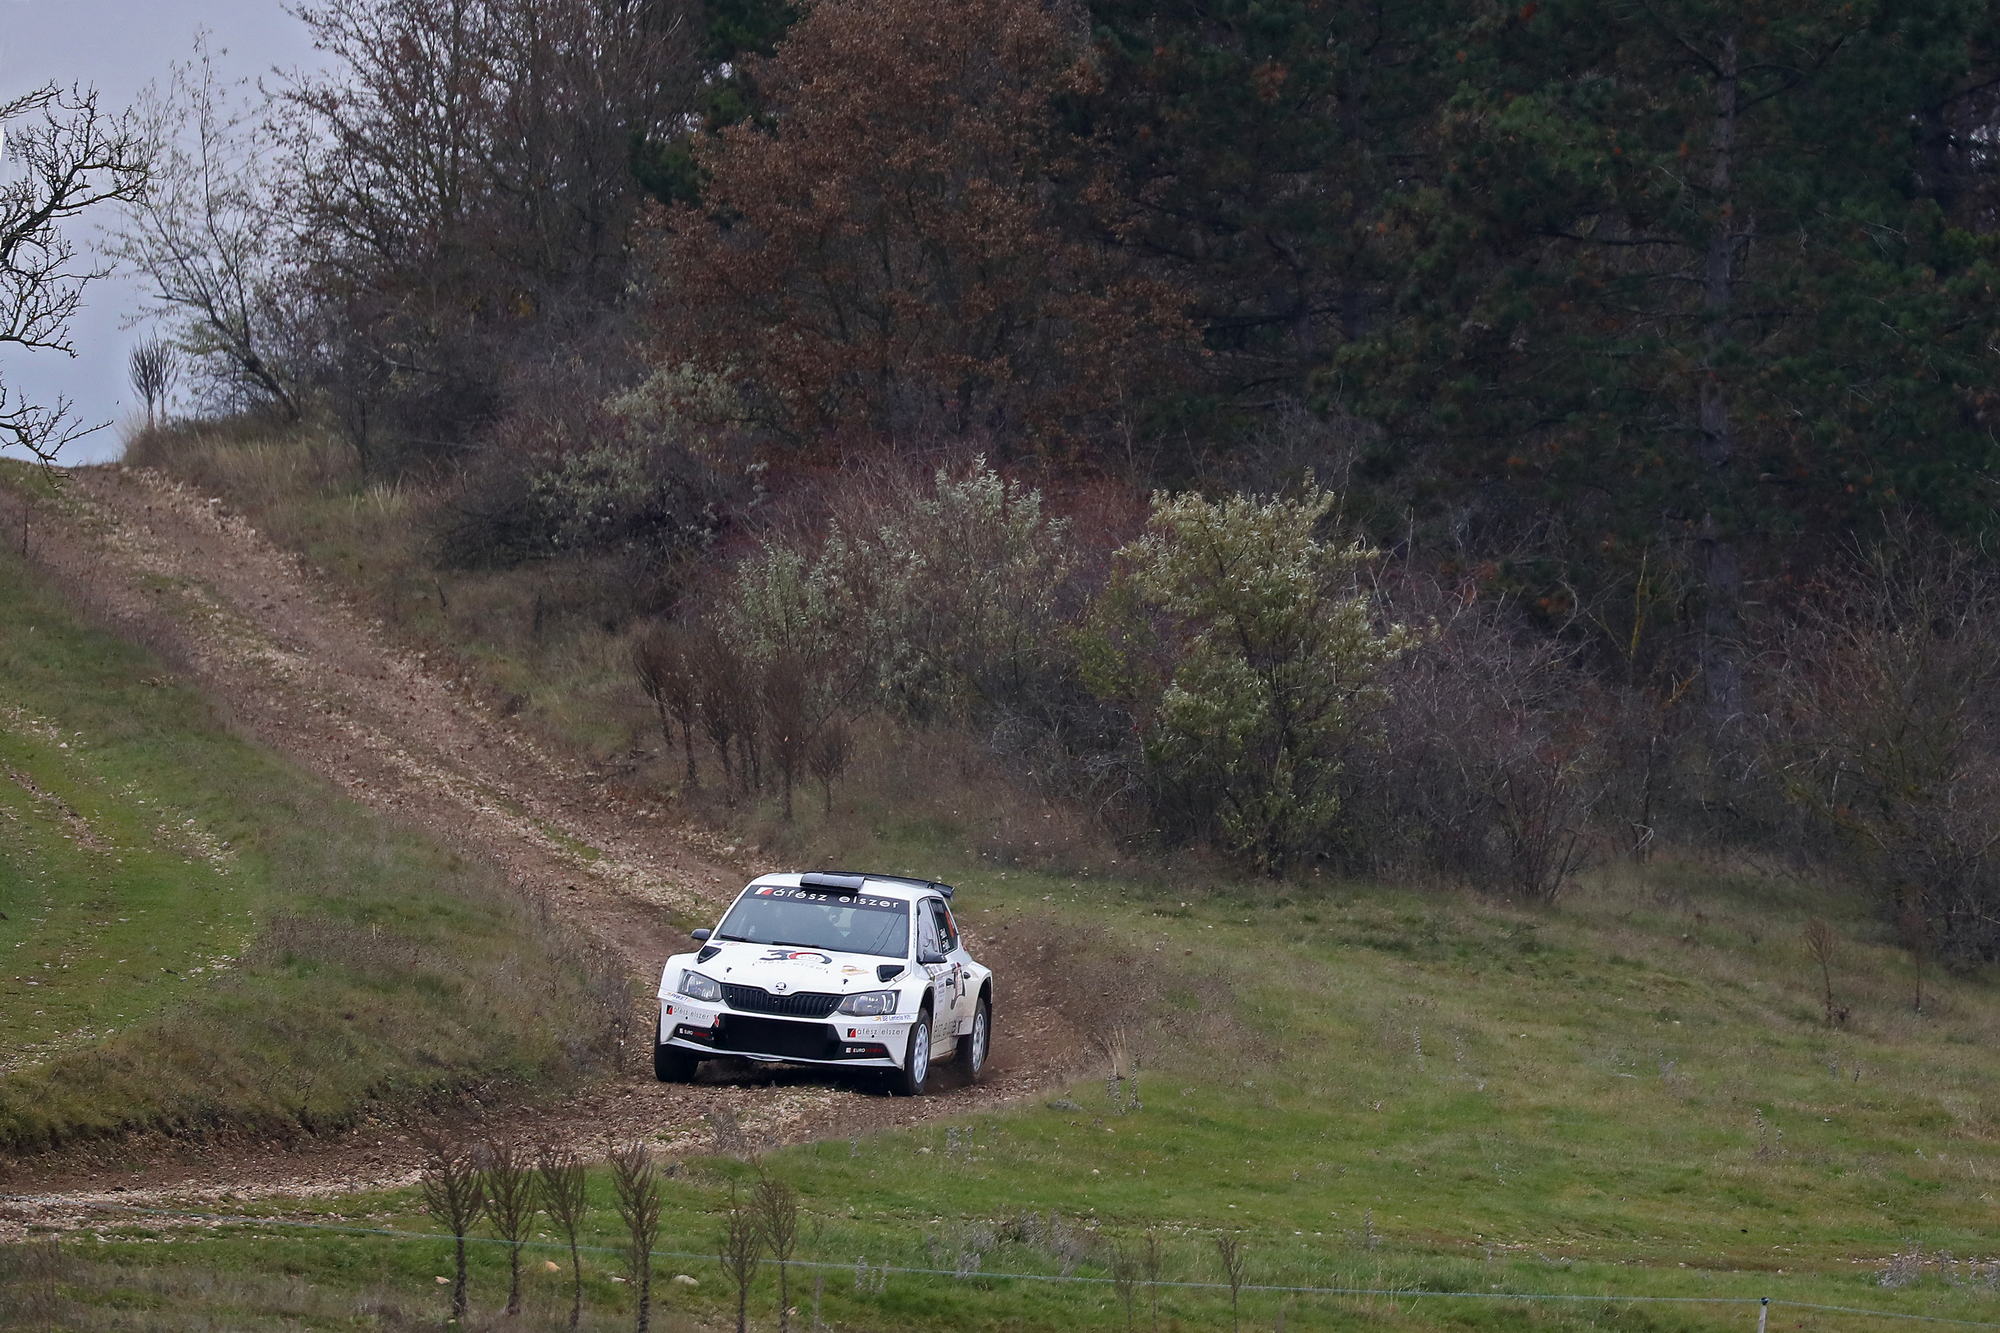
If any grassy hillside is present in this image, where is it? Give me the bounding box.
[0,516,615,1153]
[18,842,1999,1330]
[41,427,1994,1330]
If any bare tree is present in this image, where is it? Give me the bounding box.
[267,0,698,455]
[753,1165,801,1333]
[415,1127,486,1323]
[634,623,700,788]
[0,85,149,462]
[717,1182,765,1333]
[1142,1230,1163,1331]
[480,1135,537,1317]
[760,656,812,821]
[807,719,851,816]
[609,1140,665,1333]
[1212,1232,1246,1333]
[1802,919,1847,1027]
[536,1142,590,1331]
[1108,1241,1141,1332]
[112,35,299,417]
[128,339,178,426]
[689,626,745,791]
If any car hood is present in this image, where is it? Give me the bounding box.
[684,940,910,994]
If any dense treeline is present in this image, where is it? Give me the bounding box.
[120,0,2000,962]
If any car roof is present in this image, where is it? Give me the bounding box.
[744,871,951,903]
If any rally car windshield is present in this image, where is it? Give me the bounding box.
[714,887,910,959]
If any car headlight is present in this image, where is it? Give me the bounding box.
[838,989,900,1016]
[680,970,722,1003]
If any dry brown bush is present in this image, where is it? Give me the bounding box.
[1352,578,1607,902]
[1757,537,2000,965]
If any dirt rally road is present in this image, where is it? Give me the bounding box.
[0,465,1084,1233]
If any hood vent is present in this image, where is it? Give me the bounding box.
[696,945,720,963]
[877,964,905,983]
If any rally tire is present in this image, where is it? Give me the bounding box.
[654,1029,701,1083]
[955,990,991,1081]
[889,1004,935,1096]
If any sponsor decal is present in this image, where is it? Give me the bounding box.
[760,947,834,965]
[751,886,903,911]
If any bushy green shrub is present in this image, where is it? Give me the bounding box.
[1085,484,1418,871]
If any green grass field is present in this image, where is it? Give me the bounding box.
[15,840,1997,1331]
[0,522,615,1153]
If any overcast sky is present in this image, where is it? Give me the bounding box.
[1,0,322,463]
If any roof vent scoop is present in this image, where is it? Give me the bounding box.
[800,872,867,893]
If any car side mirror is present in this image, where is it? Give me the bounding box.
[691,928,712,943]
[917,948,947,966]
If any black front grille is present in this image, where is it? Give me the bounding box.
[720,983,841,1019]
[717,1016,837,1061]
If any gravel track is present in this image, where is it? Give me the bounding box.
[0,466,1083,1232]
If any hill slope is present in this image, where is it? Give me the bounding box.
[0,528,612,1151]
[3,458,1996,1331]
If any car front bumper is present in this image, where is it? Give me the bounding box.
[659,999,913,1069]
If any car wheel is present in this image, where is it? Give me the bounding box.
[955,991,991,1081]
[654,1024,701,1083]
[889,1005,934,1096]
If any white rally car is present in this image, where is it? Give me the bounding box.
[654,871,993,1096]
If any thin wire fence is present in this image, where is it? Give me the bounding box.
[8,1193,1999,1330]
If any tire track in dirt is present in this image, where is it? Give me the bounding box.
[0,465,1086,1227]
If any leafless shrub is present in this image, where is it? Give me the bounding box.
[1757,535,2000,965]
[1898,901,1931,1014]
[609,1140,665,1333]
[635,623,701,788]
[1802,919,1849,1027]
[479,1135,536,1317]
[1213,1232,1247,1333]
[535,1142,590,1331]
[691,626,749,792]
[754,1164,802,1333]
[1143,1230,1164,1330]
[1355,578,1605,901]
[807,719,852,815]
[415,1126,485,1323]
[760,655,815,821]
[1108,1241,1142,1331]
[718,1181,766,1333]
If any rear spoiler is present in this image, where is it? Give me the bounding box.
[802,870,955,899]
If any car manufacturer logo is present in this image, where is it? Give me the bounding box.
[773,981,789,992]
